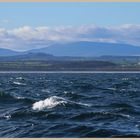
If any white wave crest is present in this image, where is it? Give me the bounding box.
[4,115,11,120]
[32,96,92,111]
[14,96,25,100]
[16,77,23,80]
[75,102,92,107]
[32,96,67,111]
[13,81,26,86]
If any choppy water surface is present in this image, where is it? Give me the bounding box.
[0,73,140,137]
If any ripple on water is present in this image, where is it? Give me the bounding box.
[0,73,140,137]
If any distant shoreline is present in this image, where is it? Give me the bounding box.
[1,59,140,72]
[1,71,140,73]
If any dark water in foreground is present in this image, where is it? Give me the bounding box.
[0,72,140,137]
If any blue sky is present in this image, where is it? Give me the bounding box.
[0,2,140,28]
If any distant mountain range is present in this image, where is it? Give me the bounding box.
[0,48,21,56]
[28,41,140,57]
[1,41,140,57]
[0,53,86,61]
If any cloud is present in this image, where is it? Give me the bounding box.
[0,24,140,51]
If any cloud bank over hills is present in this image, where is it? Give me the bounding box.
[0,24,140,51]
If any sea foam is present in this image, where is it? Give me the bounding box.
[32,96,67,111]
[32,96,92,111]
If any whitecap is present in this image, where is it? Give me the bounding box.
[75,102,92,107]
[14,96,25,100]
[107,87,116,91]
[16,77,23,80]
[122,78,129,81]
[32,96,92,111]
[13,81,26,86]
[120,114,133,119]
[120,89,126,91]
[41,89,51,93]
[4,115,11,120]
[64,91,68,94]
[32,96,67,111]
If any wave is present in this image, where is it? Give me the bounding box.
[14,95,35,103]
[69,111,132,121]
[0,91,34,104]
[32,96,92,111]
[0,108,51,120]
[2,115,11,120]
[13,81,26,86]
[0,91,14,99]
[83,128,121,137]
[32,96,67,111]
[110,103,134,108]
[16,77,23,80]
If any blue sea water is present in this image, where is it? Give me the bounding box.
[0,72,140,137]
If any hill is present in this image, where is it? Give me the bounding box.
[0,48,20,56]
[28,41,140,57]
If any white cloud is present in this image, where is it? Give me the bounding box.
[0,24,140,51]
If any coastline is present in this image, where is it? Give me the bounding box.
[0,70,140,73]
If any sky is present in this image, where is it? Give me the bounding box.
[0,2,140,28]
[0,2,140,51]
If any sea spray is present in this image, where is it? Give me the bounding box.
[32,96,92,111]
[32,96,67,111]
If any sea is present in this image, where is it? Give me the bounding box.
[0,71,140,137]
